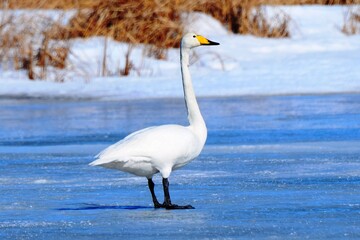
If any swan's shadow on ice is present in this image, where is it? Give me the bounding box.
[57,203,152,211]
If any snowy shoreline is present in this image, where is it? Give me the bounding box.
[1,6,359,100]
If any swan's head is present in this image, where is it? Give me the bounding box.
[181,33,219,49]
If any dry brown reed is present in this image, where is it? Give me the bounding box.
[53,0,291,52]
[2,0,358,81]
[0,0,292,80]
[0,13,70,80]
[120,45,134,76]
[3,0,360,9]
[341,7,360,35]
[246,7,291,37]
[187,0,290,37]
[257,0,359,4]
[1,0,93,9]
[57,0,184,49]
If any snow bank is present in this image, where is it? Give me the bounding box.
[0,6,359,99]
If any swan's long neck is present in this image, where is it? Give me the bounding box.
[180,45,207,142]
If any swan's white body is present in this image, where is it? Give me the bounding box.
[90,33,219,209]
[91,124,206,179]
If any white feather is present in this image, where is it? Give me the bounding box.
[90,124,204,178]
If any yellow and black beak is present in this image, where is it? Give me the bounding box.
[196,35,220,46]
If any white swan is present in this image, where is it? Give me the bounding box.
[90,33,219,209]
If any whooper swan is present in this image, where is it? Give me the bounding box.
[90,33,219,209]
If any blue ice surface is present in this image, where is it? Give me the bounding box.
[0,94,360,239]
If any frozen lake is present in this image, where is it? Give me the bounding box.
[1,94,360,239]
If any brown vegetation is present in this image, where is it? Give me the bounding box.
[2,0,360,9]
[0,0,92,9]
[0,13,69,80]
[60,0,184,49]
[1,0,358,80]
[51,0,290,50]
[187,0,290,37]
[259,0,359,4]
[341,7,360,35]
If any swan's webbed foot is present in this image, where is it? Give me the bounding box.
[164,203,194,210]
[154,202,194,209]
[162,178,194,210]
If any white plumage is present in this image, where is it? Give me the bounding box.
[90,33,219,209]
[90,125,204,178]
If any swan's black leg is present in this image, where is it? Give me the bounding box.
[162,178,194,210]
[147,178,163,208]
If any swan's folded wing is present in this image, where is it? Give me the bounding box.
[90,154,155,177]
[91,126,157,165]
[89,155,151,167]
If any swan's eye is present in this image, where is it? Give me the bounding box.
[193,35,196,38]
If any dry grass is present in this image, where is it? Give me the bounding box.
[5,0,359,41]
[246,7,291,37]
[257,0,359,4]
[187,0,290,37]
[3,0,360,9]
[1,0,95,9]
[8,0,352,44]
[2,0,359,80]
[53,0,290,50]
[341,7,360,35]
[0,13,38,79]
[0,0,297,80]
[0,13,70,80]
[67,0,183,48]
